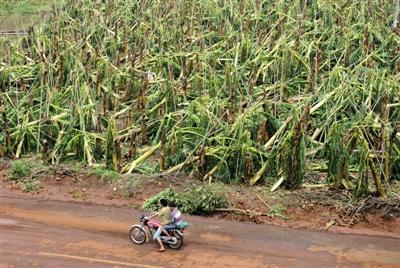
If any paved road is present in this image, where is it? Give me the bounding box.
[1,195,399,268]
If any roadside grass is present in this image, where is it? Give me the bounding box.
[6,157,153,199]
[8,159,34,180]
[90,166,121,184]
[7,158,49,192]
[269,204,288,220]
[7,158,50,181]
[13,157,286,216]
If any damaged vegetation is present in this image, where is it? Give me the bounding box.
[1,0,400,222]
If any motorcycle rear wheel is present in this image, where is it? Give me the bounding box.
[129,226,146,245]
[167,232,183,250]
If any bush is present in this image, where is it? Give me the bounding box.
[187,184,229,214]
[8,160,33,180]
[142,188,190,212]
[142,184,229,215]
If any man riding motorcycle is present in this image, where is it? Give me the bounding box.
[145,198,174,252]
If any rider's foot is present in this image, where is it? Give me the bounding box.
[159,248,165,252]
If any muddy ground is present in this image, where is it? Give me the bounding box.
[2,195,400,268]
[1,158,399,237]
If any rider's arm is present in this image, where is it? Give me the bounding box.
[146,211,159,219]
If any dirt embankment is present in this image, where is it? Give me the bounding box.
[1,158,399,237]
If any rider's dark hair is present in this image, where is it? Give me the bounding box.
[169,201,178,208]
[159,198,168,207]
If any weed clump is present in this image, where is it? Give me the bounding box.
[20,180,41,193]
[8,160,33,180]
[7,159,44,193]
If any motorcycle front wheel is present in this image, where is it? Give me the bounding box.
[129,226,146,245]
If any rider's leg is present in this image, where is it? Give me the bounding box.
[153,227,165,251]
[161,226,172,239]
[156,237,164,251]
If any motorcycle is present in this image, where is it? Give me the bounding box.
[129,214,188,250]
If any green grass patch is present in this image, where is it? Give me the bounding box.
[0,0,63,32]
[7,158,47,192]
[269,204,288,220]
[90,166,121,184]
[0,0,57,16]
[8,159,35,180]
[20,180,41,192]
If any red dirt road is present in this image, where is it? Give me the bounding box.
[1,195,400,268]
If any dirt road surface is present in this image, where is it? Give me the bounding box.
[1,195,399,268]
